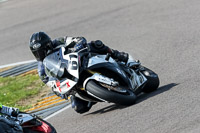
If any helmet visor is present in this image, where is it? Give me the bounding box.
[32,49,47,61]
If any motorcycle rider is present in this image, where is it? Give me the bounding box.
[29,31,129,113]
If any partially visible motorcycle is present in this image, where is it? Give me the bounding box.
[45,47,159,106]
[0,111,57,133]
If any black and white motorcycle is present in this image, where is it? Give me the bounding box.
[0,111,57,133]
[44,47,159,106]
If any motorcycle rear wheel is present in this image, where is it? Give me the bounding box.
[86,80,136,105]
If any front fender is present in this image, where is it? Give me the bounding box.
[86,62,132,88]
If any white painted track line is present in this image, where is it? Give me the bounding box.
[0,60,36,69]
[44,105,71,120]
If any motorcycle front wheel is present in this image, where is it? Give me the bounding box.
[85,80,136,105]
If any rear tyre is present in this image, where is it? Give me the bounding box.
[86,80,136,105]
[140,67,160,93]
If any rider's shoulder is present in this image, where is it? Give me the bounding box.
[66,36,86,43]
[53,37,65,44]
[53,36,78,45]
[52,36,87,47]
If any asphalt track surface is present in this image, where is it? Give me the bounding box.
[1,0,200,132]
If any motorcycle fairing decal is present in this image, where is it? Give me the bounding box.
[56,80,61,92]
[62,49,79,79]
[55,79,77,94]
[83,73,119,89]
[66,81,70,88]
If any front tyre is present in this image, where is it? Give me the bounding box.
[140,67,160,93]
[85,80,136,105]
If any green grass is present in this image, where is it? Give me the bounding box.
[0,74,45,110]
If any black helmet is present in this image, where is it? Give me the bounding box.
[29,32,53,61]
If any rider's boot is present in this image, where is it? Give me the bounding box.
[69,95,96,114]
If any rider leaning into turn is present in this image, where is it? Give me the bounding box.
[29,32,129,113]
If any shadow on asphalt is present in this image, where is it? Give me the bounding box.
[136,83,179,104]
[84,104,127,116]
[84,83,179,116]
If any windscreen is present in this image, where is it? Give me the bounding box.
[43,48,67,78]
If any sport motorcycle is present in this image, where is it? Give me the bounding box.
[0,111,57,133]
[44,47,159,106]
